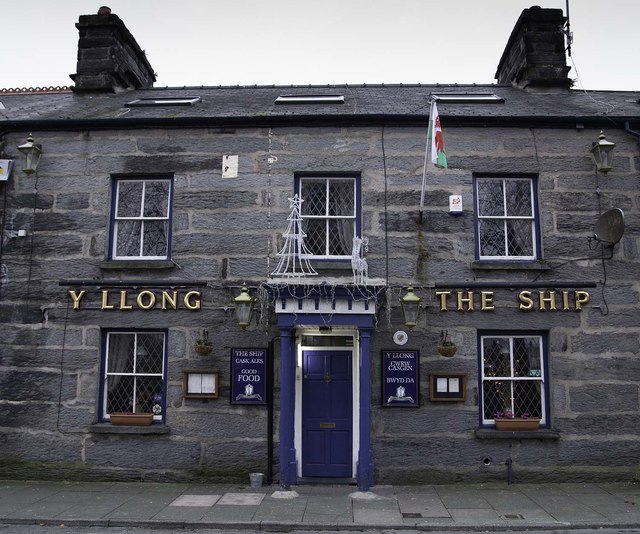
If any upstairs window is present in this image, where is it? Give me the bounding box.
[474,176,539,260]
[298,176,358,259]
[479,333,548,427]
[110,177,173,260]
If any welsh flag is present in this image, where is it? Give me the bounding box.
[429,101,447,168]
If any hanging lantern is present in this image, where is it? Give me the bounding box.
[17,133,43,175]
[234,285,255,329]
[399,285,421,329]
[590,131,615,175]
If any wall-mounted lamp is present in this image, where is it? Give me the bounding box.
[590,131,615,175]
[399,284,421,330]
[17,133,43,175]
[234,284,255,329]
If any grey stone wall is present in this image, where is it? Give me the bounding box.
[0,123,638,484]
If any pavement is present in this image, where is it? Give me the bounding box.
[0,479,639,531]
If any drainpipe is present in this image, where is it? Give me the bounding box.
[625,121,640,148]
[266,335,280,486]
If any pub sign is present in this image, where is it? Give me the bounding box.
[230,348,268,405]
[381,350,420,407]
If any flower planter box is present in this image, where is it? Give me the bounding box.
[109,413,154,426]
[494,417,540,431]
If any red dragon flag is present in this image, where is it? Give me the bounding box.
[429,100,447,168]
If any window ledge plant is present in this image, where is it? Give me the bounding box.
[494,410,540,430]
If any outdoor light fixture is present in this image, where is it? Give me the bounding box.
[590,131,616,175]
[399,284,421,329]
[17,133,43,175]
[234,284,255,329]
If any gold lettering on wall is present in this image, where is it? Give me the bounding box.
[456,291,475,311]
[101,290,115,310]
[69,290,86,310]
[518,291,534,310]
[137,291,157,310]
[435,290,451,311]
[162,291,178,310]
[70,289,203,311]
[184,290,202,310]
[119,290,133,311]
[575,290,590,310]
[480,291,495,311]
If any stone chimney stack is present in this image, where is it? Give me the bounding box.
[70,6,156,92]
[495,6,571,92]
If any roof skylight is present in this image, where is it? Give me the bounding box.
[275,95,345,105]
[433,94,504,103]
[125,97,201,107]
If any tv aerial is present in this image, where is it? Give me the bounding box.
[592,208,625,246]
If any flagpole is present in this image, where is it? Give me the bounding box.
[419,99,434,223]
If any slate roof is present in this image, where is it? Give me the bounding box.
[1,84,639,128]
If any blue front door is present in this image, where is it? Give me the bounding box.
[302,350,353,477]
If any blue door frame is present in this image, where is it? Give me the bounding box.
[277,313,374,491]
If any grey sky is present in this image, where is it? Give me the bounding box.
[3,0,639,91]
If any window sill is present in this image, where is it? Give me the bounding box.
[470,260,550,271]
[90,423,170,435]
[474,428,560,440]
[312,260,352,271]
[100,260,176,270]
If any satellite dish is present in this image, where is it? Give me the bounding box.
[593,208,625,244]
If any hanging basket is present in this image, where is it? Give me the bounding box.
[437,343,457,357]
[194,344,213,356]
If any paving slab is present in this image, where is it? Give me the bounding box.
[217,492,265,505]
[170,494,221,506]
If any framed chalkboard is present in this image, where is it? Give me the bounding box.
[428,372,467,402]
[230,348,268,405]
[381,350,419,407]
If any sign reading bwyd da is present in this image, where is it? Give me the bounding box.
[68,289,202,311]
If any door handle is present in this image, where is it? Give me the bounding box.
[320,422,336,428]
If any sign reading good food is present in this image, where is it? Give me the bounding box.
[381,350,419,408]
[230,348,268,405]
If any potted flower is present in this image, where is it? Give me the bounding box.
[494,410,540,430]
[194,330,213,356]
[437,330,457,357]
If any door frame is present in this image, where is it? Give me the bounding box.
[295,328,359,479]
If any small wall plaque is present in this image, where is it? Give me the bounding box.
[429,372,467,402]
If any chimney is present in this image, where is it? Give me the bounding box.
[70,6,156,92]
[495,6,571,92]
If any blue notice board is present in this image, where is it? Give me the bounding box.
[230,348,268,405]
[381,350,420,407]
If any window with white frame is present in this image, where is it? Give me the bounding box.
[474,176,538,260]
[298,176,358,259]
[111,178,172,259]
[480,333,547,426]
[102,331,166,421]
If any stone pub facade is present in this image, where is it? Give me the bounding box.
[0,6,639,488]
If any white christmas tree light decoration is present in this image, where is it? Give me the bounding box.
[270,194,318,278]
